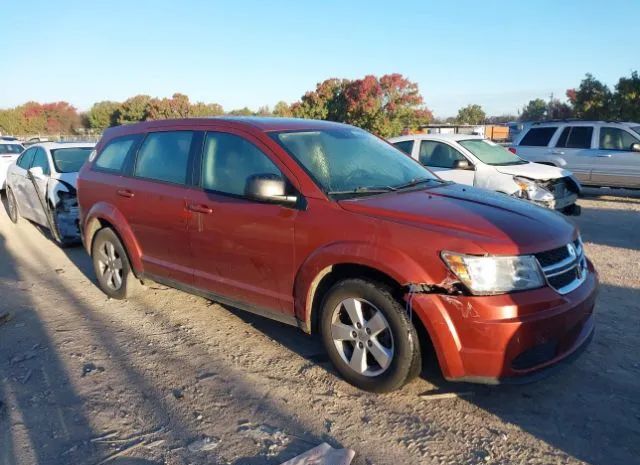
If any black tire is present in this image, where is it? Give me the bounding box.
[319,278,421,393]
[6,188,19,224]
[91,227,141,299]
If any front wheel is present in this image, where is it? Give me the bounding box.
[92,227,141,299]
[319,278,421,392]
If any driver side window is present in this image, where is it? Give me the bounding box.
[419,141,466,168]
[201,132,283,197]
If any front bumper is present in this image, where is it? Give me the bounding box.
[410,261,598,383]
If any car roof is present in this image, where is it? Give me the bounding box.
[389,133,484,142]
[27,142,96,150]
[527,120,640,127]
[0,139,24,145]
[103,117,352,138]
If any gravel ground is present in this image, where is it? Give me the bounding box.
[0,187,638,465]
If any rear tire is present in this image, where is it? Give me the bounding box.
[91,227,141,299]
[6,188,19,224]
[319,278,421,393]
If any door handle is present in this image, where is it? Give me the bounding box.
[596,154,612,158]
[188,204,213,214]
[551,150,565,155]
[116,189,135,198]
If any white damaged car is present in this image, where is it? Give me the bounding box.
[5,142,94,245]
[389,134,582,215]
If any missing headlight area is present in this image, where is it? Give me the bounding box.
[53,189,81,242]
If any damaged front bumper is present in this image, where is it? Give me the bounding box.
[408,262,598,383]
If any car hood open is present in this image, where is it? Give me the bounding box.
[338,183,575,254]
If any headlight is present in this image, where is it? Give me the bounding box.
[441,251,544,295]
[513,176,554,202]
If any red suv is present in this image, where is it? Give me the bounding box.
[77,118,597,392]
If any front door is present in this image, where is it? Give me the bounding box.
[24,147,51,226]
[186,130,297,315]
[589,126,640,188]
[418,140,475,185]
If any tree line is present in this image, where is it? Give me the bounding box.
[1,71,638,137]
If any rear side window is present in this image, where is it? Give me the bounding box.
[134,131,195,185]
[95,136,138,173]
[599,127,639,150]
[556,126,593,149]
[17,147,37,169]
[201,132,281,196]
[393,140,414,155]
[519,127,558,146]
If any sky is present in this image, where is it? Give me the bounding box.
[1,0,638,117]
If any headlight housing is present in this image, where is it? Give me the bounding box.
[441,251,545,295]
[513,176,554,202]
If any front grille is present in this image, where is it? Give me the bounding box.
[536,239,587,294]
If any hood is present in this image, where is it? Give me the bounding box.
[338,184,575,254]
[494,162,570,180]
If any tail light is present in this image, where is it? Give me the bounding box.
[508,147,517,154]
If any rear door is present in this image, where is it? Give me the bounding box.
[125,130,201,284]
[514,126,559,162]
[9,147,36,210]
[186,129,297,315]
[589,126,640,188]
[550,125,595,183]
[417,140,475,185]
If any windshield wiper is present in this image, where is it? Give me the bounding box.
[393,177,447,191]
[327,185,397,195]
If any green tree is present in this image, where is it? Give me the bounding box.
[272,101,292,117]
[613,70,640,121]
[567,73,613,120]
[189,102,224,117]
[520,98,548,121]
[547,98,573,119]
[117,95,152,124]
[227,107,254,116]
[88,101,121,131]
[456,104,486,125]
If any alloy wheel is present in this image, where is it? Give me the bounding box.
[330,297,395,377]
[96,240,123,290]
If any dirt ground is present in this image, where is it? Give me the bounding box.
[0,187,638,465]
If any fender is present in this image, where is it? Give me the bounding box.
[83,202,144,275]
[294,240,442,333]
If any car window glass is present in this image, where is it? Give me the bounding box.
[135,131,194,185]
[17,148,37,169]
[0,144,24,154]
[519,127,558,146]
[555,127,571,148]
[95,136,138,172]
[419,141,465,168]
[557,126,593,149]
[31,148,50,175]
[202,132,282,196]
[599,127,639,150]
[393,140,414,155]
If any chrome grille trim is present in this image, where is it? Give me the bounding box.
[537,240,587,295]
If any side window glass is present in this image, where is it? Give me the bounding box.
[17,148,36,169]
[31,148,51,175]
[419,141,465,168]
[202,132,282,196]
[134,131,194,185]
[558,126,593,149]
[519,127,558,146]
[393,140,414,155]
[95,135,139,173]
[599,127,639,151]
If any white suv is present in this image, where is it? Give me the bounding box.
[511,121,640,189]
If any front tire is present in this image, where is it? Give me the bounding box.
[6,188,19,224]
[319,278,421,393]
[92,227,141,299]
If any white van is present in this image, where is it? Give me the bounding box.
[389,134,581,214]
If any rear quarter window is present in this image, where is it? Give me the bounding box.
[518,127,558,147]
[393,140,414,155]
[94,135,141,173]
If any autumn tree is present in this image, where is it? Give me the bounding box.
[147,93,191,120]
[291,78,349,121]
[272,101,292,117]
[227,107,254,116]
[189,102,224,117]
[117,95,152,124]
[456,104,486,125]
[567,74,613,120]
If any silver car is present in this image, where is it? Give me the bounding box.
[511,121,640,189]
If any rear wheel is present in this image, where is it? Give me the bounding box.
[6,188,19,224]
[92,228,141,299]
[319,278,421,392]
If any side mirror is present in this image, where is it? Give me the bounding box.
[631,143,640,153]
[453,159,473,170]
[245,174,298,206]
[28,166,45,178]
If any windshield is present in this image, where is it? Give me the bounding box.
[458,139,527,165]
[0,144,24,155]
[51,147,93,173]
[271,128,438,196]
